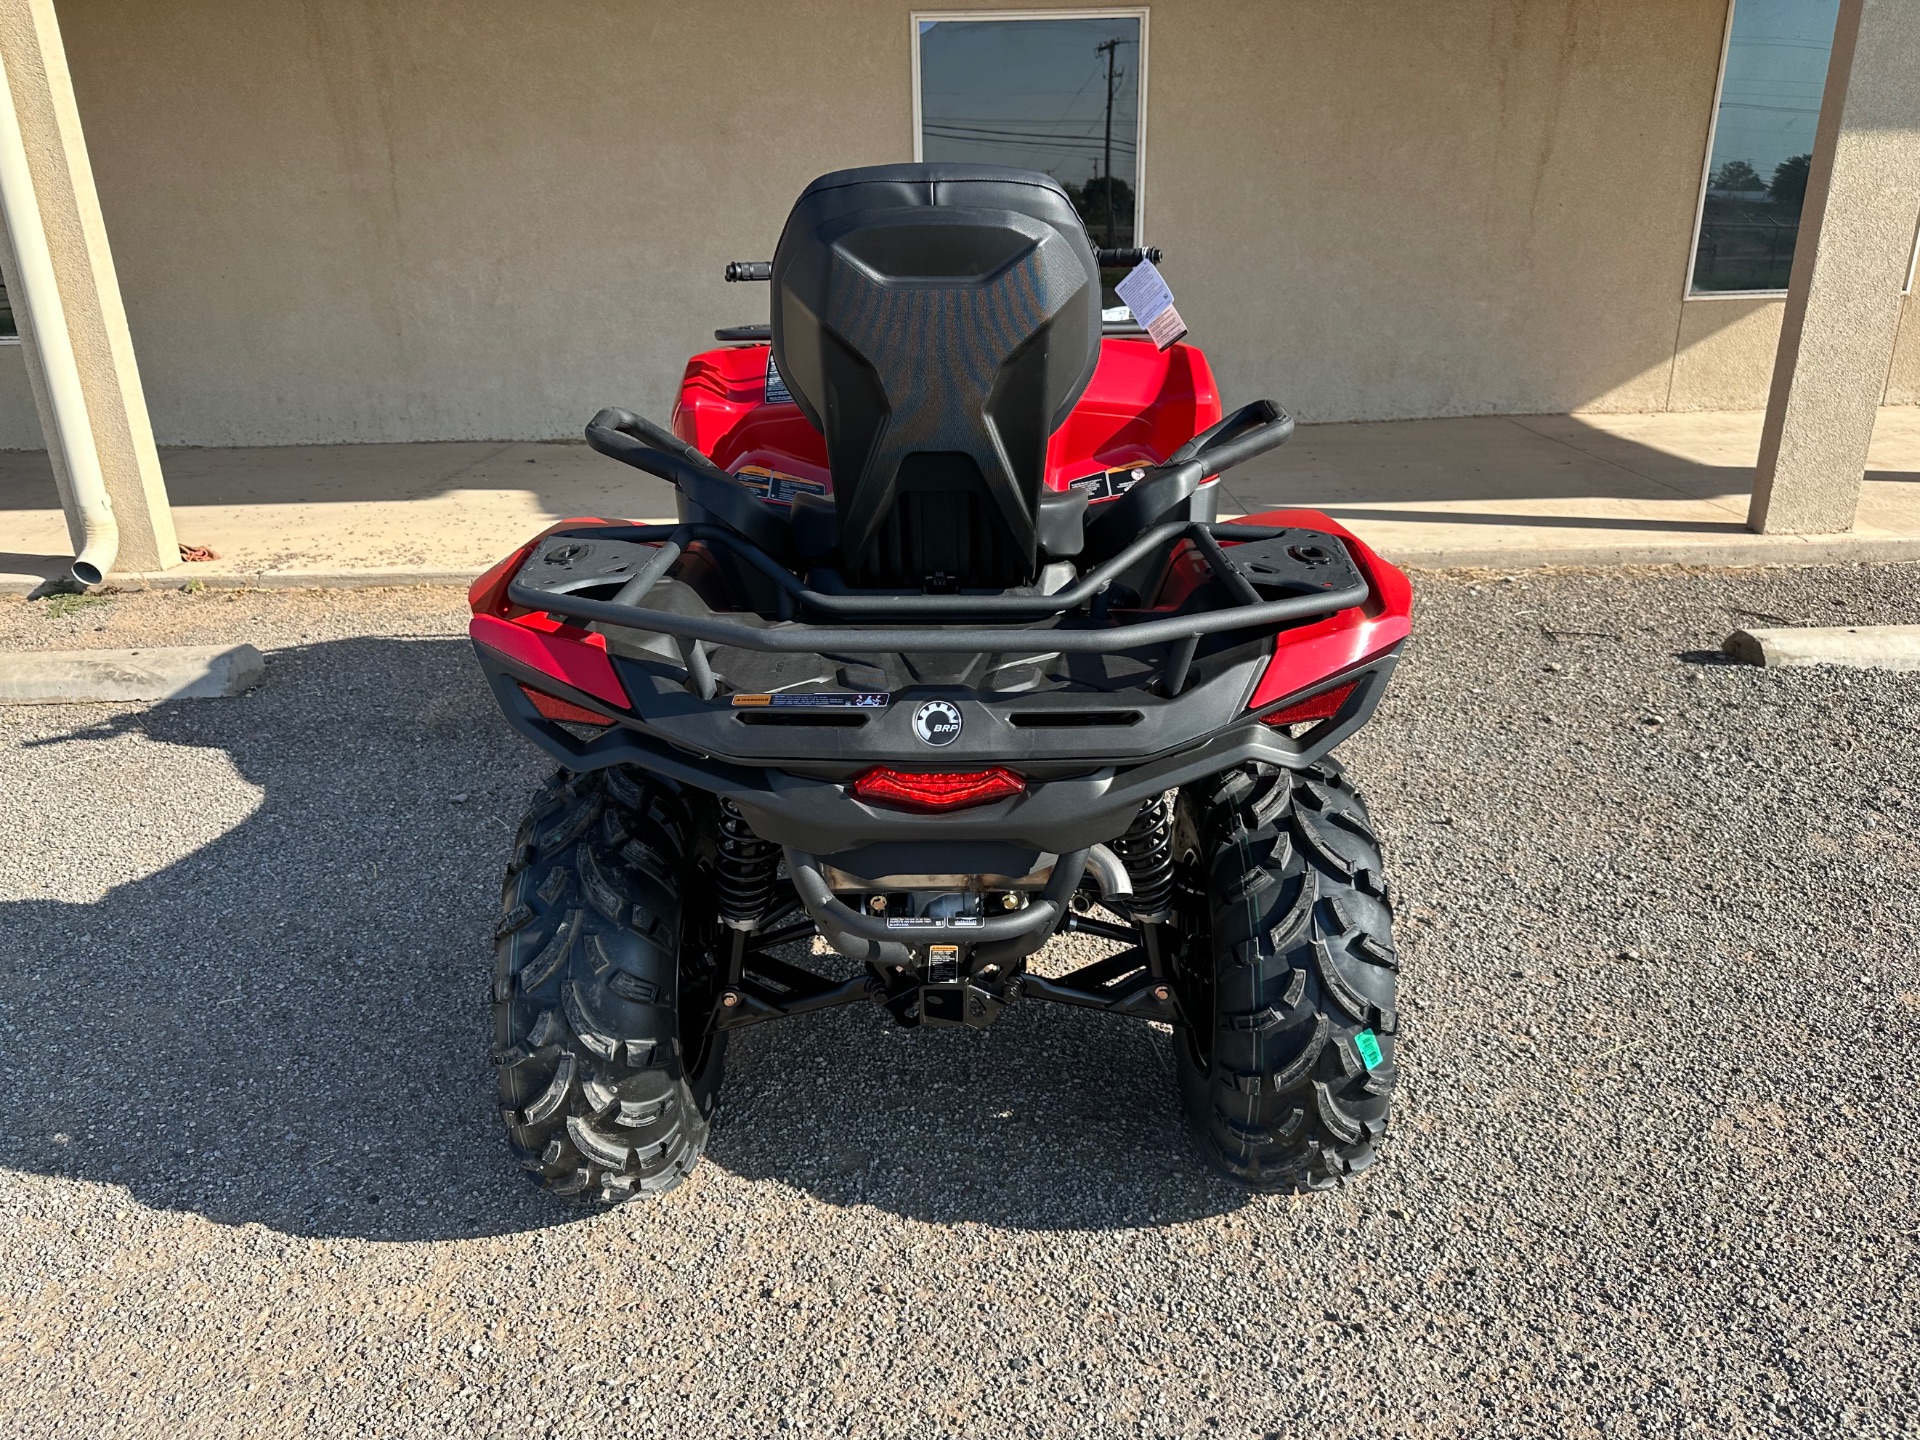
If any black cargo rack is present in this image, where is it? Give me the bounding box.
[507,520,1369,699]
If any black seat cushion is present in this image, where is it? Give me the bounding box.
[770,163,1101,587]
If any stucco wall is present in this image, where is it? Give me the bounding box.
[0,0,1908,448]
[0,351,35,446]
[1883,295,1920,407]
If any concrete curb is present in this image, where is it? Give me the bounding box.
[1723,624,1920,671]
[1377,535,1920,572]
[0,643,266,702]
[0,568,484,596]
[5,530,1919,596]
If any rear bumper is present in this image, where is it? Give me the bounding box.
[477,645,1399,855]
[472,503,1410,854]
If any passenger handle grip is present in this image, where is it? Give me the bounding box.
[1173,399,1295,476]
[1081,459,1206,561]
[1081,400,1295,563]
[584,407,792,559]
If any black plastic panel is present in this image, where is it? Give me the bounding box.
[518,533,653,596]
[1220,531,1366,597]
[769,163,1102,587]
[474,646,1403,856]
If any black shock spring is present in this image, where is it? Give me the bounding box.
[1112,793,1176,919]
[715,799,777,928]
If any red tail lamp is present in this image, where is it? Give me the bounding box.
[851,767,1025,812]
[1262,680,1358,728]
[518,684,612,727]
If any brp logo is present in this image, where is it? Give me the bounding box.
[913,700,963,747]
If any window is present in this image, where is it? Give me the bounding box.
[0,275,14,341]
[913,10,1147,257]
[1690,0,1842,295]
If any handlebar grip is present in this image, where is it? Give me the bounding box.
[725,261,772,282]
[1095,246,1163,268]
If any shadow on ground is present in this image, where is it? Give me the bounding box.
[0,635,1245,1239]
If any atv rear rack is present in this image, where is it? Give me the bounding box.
[507,519,1369,698]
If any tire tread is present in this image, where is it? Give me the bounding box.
[492,768,722,1205]
[1176,759,1400,1193]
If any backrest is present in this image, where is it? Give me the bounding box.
[770,163,1101,587]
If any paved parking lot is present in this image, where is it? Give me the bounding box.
[2,564,1917,1438]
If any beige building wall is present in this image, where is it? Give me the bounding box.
[1883,296,1920,407]
[0,0,1911,449]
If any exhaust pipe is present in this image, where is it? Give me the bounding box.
[0,49,115,588]
[1083,843,1134,902]
[784,845,1101,971]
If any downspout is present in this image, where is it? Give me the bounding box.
[0,45,113,587]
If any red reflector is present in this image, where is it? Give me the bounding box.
[519,684,612,726]
[851,767,1025,812]
[1262,680,1358,727]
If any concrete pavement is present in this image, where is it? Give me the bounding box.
[1217,406,1920,567]
[3,569,1916,1436]
[3,407,1919,592]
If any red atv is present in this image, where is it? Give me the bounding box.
[469,164,1410,1202]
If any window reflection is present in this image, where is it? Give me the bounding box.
[1692,0,1842,294]
[918,14,1143,253]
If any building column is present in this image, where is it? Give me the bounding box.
[0,0,173,573]
[1749,0,1920,534]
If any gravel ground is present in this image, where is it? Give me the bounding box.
[1,567,1917,1439]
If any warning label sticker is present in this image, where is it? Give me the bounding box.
[730,692,890,709]
[764,354,794,406]
[734,465,828,505]
[1069,467,1150,502]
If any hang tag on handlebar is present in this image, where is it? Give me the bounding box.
[1114,259,1188,351]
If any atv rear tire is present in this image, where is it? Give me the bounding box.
[1173,759,1400,1190]
[492,768,725,1202]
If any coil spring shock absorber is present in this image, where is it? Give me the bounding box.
[1111,793,1175,921]
[715,799,777,931]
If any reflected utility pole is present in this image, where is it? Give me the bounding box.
[1095,36,1124,247]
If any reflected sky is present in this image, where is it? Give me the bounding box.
[918,16,1141,202]
[1707,0,1840,182]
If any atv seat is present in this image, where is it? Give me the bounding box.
[769,163,1102,589]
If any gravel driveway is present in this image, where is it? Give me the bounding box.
[2,565,1916,1439]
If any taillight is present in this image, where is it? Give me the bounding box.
[519,684,612,727]
[1262,680,1357,727]
[851,767,1025,812]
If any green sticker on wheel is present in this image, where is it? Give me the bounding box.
[1354,1029,1384,1070]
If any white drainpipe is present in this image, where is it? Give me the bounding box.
[0,47,114,587]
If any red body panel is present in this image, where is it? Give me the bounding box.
[469,517,614,617]
[1237,509,1414,711]
[470,610,629,710]
[671,337,1223,492]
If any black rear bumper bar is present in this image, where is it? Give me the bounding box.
[478,651,1400,856]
